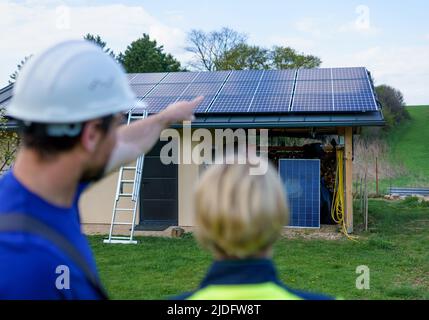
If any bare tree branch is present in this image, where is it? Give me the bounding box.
[186,27,247,71]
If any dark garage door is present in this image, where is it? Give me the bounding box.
[137,141,178,230]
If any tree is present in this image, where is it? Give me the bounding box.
[186,27,321,71]
[271,46,321,69]
[375,85,410,127]
[216,45,322,71]
[216,44,269,70]
[119,34,182,73]
[0,109,19,174]
[83,33,115,57]
[9,55,33,84]
[186,27,247,71]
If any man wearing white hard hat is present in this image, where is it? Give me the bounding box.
[0,40,202,299]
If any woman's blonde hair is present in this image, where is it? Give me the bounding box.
[193,159,289,258]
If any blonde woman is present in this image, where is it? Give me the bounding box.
[173,159,333,300]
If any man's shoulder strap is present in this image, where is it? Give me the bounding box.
[0,213,108,300]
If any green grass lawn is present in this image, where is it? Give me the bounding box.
[381,105,429,190]
[90,198,429,300]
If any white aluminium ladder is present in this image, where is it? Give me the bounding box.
[104,108,148,244]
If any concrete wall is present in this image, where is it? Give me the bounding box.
[79,157,199,227]
[79,170,119,225]
[79,162,141,226]
[178,162,199,227]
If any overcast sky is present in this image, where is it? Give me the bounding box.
[1,0,428,105]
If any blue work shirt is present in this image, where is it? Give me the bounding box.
[0,170,103,299]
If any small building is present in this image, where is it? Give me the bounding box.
[0,68,384,234]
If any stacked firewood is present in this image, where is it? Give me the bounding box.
[320,150,337,193]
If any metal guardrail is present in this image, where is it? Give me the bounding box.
[389,187,429,196]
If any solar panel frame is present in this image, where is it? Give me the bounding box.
[279,159,320,228]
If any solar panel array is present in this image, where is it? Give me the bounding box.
[0,85,13,108]
[279,159,320,228]
[127,67,378,114]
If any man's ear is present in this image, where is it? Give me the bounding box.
[80,120,103,153]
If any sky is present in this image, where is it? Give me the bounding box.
[0,0,428,105]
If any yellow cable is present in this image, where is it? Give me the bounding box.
[331,149,358,241]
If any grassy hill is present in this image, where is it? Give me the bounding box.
[388,106,429,176]
[380,105,429,191]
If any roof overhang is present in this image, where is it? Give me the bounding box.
[171,110,385,130]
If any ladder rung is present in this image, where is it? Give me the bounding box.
[113,222,134,225]
[119,193,133,197]
[103,239,138,244]
[111,236,133,240]
[120,180,135,184]
[115,208,134,211]
[123,167,136,170]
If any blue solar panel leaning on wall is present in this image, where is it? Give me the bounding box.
[278,159,320,228]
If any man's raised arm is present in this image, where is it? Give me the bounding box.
[105,96,203,174]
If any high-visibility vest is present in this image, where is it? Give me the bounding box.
[187,282,304,300]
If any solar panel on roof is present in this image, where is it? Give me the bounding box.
[178,82,225,113]
[143,83,189,113]
[295,80,331,94]
[297,68,331,81]
[250,94,292,113]
[255,80,294,95]
[279,159,320,228]
[126,73,137,81]
[292,80,333,112]
[0,98,11,109]
[292,94,333,112]
[123,67,378,114]
[130,73,168,84]
[162,72,199,83]
[331,67,367,80]
[194,71,231,82]
[249,81,294,112]
[208,81,260,113]
[130,84,156,98]
[228,70,264,82]
[0,87,13,103]
[262,69,296,82]
[333,79,377,111]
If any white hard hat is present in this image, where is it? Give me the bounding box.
[7,40,141,123]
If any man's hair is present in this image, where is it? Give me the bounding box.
[193,158,289,258]
[18,114,115,158]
